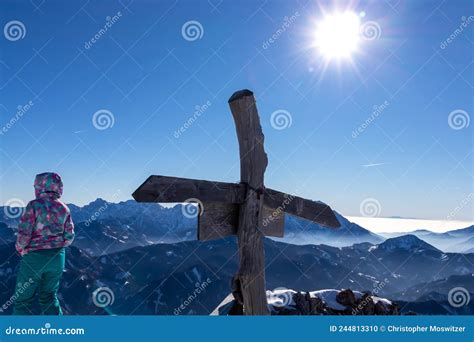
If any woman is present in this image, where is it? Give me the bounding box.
[13,172,75,315]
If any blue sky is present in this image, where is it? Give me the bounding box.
[0,0,472,221]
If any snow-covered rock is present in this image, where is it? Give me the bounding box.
[213,288,399,315]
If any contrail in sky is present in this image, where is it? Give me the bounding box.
[362,162,389,168]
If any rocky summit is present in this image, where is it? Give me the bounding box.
[214,288,400,315]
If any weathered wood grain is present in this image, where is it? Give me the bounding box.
[264,188,340,228]
[261,205,285,237]
[132,175,245,203]
[197,203,285,241]
[229,89,270,315]
[197,202,237,241]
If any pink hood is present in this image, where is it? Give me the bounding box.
[34,172,63,199]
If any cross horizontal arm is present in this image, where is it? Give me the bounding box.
[132,175,340,228]
[264,188,340,228]
[132,175,245,203]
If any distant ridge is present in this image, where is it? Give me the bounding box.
[1,199,473,253]
[376,234,441,253]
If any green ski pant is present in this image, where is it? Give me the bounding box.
[13,247,65,315]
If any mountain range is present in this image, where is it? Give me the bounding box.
[2,199,473,254]
[379,226,474,254]
[0,198,473,315]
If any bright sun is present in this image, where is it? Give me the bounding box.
[314,11,361,60]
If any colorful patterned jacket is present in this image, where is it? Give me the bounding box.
[15,172,75,256]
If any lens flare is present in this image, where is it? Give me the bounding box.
[314,11,361,60]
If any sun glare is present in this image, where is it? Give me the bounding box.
[314,11,361,60]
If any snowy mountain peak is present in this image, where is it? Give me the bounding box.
[85,198,109,207]
[377,234,440,252]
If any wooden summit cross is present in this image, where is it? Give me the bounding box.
[132,89,340,315]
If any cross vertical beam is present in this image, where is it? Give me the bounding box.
[228,89,269,315]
